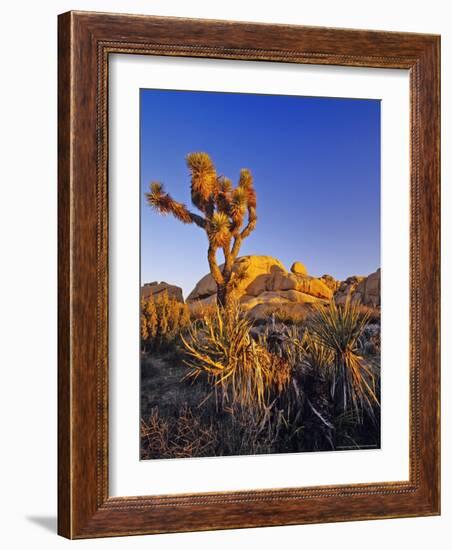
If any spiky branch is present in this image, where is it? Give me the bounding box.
[146,152,257,306]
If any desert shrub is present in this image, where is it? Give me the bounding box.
[182,300,291,413]
[140,404,217,459]
[141,291,191,351]
[307,298,380,423]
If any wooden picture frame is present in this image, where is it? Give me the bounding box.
[58,11,440,539]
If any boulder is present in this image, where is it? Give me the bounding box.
[290,261,308,276]
[141,281,184,303]
[320,274,340,292]
[187,255,334,309]
[187,255,286,302]
[247,269,333,300]
[334,270,380,307]
[186,272,217,302]
[240,289,324,312]
[334,275,366,305]
[245,273,272,296]
[293,276,333,300]
[284,289,324,304]
[356,269,381,307]
[267,271,298,292]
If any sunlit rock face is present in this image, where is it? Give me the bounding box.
[290,261,308,276]
[187,255,329,319]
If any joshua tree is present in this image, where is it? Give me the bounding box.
[146,153,257,306]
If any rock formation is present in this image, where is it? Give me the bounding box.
[355,268,381,307]
[187,255,335,321]
[319,274,340,292]
[141,281,184,303]
[186,255,381,321]
[334,276,366,305]
[334,269,380,308]
[187,256,286,302]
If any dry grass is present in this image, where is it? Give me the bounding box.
[141,402,292,458]
[188,301,217,321]
[254,304,309,325]
[140,405,217,459]
[215,405,287,456]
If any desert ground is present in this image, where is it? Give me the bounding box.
[140,255,381,459]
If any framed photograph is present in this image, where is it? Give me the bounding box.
[58,11,440,538]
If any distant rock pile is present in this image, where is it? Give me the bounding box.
[141,281,184,303]
[335,269,380,308]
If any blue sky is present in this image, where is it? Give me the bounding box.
[140,89,380,299]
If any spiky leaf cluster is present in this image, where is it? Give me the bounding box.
[146,181,193,224]
[208,212,231,248]
[186,152,217,212]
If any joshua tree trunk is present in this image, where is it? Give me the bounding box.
[217,282,232,307]
[209,258,236,308]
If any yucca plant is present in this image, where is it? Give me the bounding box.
[307,298,380,423]
[300,332,334,375]
[181,301,290,413]
[146,153,257,306]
